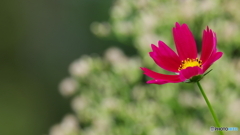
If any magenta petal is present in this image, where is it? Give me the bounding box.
[179,67,203,80]
[151,44,159,53]
[202,52,223,73]
[140,67,182,84]
[150,43,181,72]
[173,22,198,60]
[200,27,216,64]
[212,32,217,53]
[147,80,169,85]
[140,67,179,79]
[157,41,182,69]
[157,41,180,59]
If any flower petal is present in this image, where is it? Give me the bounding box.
[212,32,217,53]
[179,66,203,81]
[149,42,181,72]
[140,67,182,84]
[147,80,170,85]
[200,27,216,64]
[202,52,223,73]
[173,22,198,60]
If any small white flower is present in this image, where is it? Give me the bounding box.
[69,58,90,77]
[71,96,88,112]
[49,114,79,135]
[59,78,78,96]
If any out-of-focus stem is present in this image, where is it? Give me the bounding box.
[197,81,224,135]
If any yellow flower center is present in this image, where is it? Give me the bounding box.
[178,58,202,71]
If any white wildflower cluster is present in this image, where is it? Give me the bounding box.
[91,0,240,57]
[59,78,78,97]
[51,0,240,135]
[71,96,88,112]
[49,114,79,135]
[104,47,141,83]
[69,56,91,78]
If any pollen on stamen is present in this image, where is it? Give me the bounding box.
[178,58,202,71]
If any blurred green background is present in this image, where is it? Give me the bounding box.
[0,0,118,135]
[1,0,240,135]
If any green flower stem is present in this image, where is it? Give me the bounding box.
[197,81,224,135]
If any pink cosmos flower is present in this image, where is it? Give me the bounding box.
[141,22,223,85]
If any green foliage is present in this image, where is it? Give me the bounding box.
[50,0,240,135]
